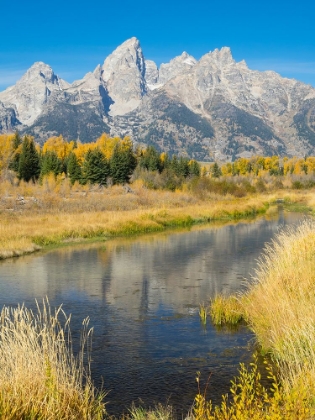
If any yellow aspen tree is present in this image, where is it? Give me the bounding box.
[42,135,75,161]
[96,133,121,160]
[0,134,15,178]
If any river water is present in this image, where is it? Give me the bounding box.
[0,209,306,416]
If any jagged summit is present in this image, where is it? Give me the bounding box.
[24,61,57,80]
[117,36,141,48]
[199,46,235,68]
[0,61,69,125]
[1,38,315,160]
[101,37,146,115]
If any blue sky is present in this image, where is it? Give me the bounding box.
[0,0,314,91]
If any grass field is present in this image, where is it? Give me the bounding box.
[0,178,280,259]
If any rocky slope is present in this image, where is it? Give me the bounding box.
[1,38,315,161]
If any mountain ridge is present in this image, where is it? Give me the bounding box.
[1,38,315,161]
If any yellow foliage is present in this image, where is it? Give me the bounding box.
[0,134,15,175]
[42,135,75,161]
[95,133,119,159]
[160,152,168,163]
[73,142,96,164]
[193,355,313,419]
[221,162,232,176]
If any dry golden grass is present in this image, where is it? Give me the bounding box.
[0,179,273,259]
[243,220,315,386]
[0,299,105,419]
[207,218,315,417]
[210,295,244,326]
[200,218,315,418]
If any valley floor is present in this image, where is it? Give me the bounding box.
[1,182,315,418]
[0,182,293,259]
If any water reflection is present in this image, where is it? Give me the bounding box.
[0,209,306,416]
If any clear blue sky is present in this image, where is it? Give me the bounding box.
[0,0,314,91]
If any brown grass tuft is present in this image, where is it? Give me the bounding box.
[0,299,105,419]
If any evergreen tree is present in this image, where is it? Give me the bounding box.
[18,136,40,182]
[110,143,137,184]
[40,151,63,178]
[139,146,161,172]
[177,157,190,178]
[211,162,222,178]
[66,152,82,185]
[188,160,201,177]
[82,148,109,185]
[169,155,179,176]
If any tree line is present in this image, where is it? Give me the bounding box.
[0,132,201,188]
[210,155,315,178]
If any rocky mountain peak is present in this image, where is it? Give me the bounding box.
[24,61,59,84]
[158,51,197,85]
[101,37,146,115]
[179,51,197,66]
[1,38,315,161]
[200,46,235,69]
[0,61,69,125]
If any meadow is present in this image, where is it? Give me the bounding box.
[1,165,315,417]
[2,170,315,260]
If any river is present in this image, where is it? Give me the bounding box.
[0,209,306,416]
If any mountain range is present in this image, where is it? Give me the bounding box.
[1,37,315,161]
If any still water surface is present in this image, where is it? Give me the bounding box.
[0,209,306,416]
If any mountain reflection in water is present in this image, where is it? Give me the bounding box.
[0,209,306,416]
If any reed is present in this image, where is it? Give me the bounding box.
[199,303,208,325]
[0,299,105,419]
[125,403,173,420]
[210,295,244,326]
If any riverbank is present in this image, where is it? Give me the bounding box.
[1,189,315,418]
[0,187,273,259]
[204,218,315,418]
[2,184,315,260]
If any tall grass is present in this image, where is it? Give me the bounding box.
[0,299,105,419]
[125,403,173,420]
[210,295,244,326]
[0,184,271,259]
[244,219,315,389]
[204,219,315,418]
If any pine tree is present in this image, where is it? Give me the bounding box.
[177,157,190,178]
[18,136,40,182]
[170,155,179,175]
[188,160,201,177]
[110,143,137,184]
[40,151,63,178]
[211,162,222,178]
[82,148,109,185]
[66,152,82,185]
[139,146,161,172]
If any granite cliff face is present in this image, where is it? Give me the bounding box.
[1,38,315,160]
[101,37,147,116]
[0,101,20,132]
